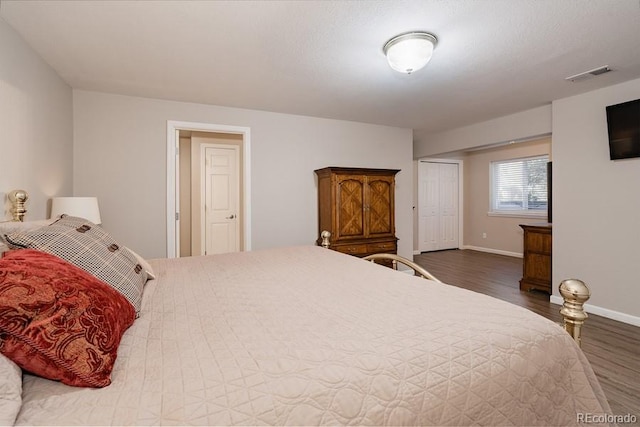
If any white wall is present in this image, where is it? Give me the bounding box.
[552,77,640,323]
[73,90,413,259]
[0,18,73,218]
[414,105,551,159]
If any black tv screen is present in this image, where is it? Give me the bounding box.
[606,98,640,160]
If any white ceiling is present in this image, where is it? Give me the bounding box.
[2,0,640,141]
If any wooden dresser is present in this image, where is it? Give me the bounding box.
[519,223,552,294]
[315,167,399,261]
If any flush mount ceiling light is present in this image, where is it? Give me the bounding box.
[383,31,438,74]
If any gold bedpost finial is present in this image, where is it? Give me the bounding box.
[559,279,590,347]
[320,230,331,248]
[8,189,28,222]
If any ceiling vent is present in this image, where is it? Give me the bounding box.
[565,66,611,82]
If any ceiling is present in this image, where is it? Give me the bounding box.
[2,0,640,143]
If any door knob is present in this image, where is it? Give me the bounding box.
[226,214,235,219]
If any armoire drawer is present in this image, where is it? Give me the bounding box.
[334,244,368,255]
[366,241,396,253]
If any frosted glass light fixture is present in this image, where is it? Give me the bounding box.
[383,31,438,74]
[50,197,102,224]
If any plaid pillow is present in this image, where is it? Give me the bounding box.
[5,215,145,314]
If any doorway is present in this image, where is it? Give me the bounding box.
[166,121,251,258]
[179,133,242,256]
[418,159,463,252]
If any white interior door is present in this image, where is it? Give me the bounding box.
[419,162,440,252]
[202,146,240,255]
[419,161,460,252]
[438,163,459,249]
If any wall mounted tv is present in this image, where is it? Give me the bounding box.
[606,98,640,160]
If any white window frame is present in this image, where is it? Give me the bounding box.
[489,155,549,219]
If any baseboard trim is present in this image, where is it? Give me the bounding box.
[550,295,640,327]
[461,245,523,258]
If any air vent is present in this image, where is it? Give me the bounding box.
[565,66,611,82]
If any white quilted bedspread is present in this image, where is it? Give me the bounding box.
[16,246,610,425]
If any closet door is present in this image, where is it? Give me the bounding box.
[418,162,440,252]
[418,161,459,252]
[438,163,459,249]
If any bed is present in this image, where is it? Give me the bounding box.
[0,193,611,426]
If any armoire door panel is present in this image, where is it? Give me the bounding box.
[367,178,393,236]
[336,177,365,238]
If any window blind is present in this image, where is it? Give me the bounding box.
[491,155,548,213]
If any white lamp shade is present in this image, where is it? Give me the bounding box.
[50,197,102,224]
[384,32,437,74]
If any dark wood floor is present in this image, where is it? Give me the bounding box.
[414,249,640,422]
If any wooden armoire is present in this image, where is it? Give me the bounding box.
[315,167,399,259]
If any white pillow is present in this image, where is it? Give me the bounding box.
[0,353,22,426]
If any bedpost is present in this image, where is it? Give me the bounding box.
[8,189,28,222]
[320,230,331,248]
[559,279,590,347]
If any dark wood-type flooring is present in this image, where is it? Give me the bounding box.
[414,249,640,422]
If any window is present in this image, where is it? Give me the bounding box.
[490,155,548,216]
